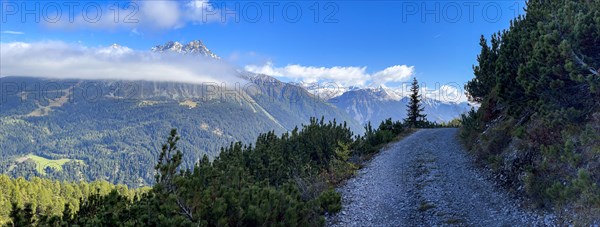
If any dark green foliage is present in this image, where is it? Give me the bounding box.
[4,118,406,226]
[465,35,499,103]
[441,118,462,128]
[355,119,404,154]
[463,0,600,221]
[402,78,440,129]
[8,203,29,227]
[317,189,342,213]
[404,78,427,127]
[154,129,183,194]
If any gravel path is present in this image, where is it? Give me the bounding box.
[327,128,556,226]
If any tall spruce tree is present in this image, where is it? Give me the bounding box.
[405,78,426,127]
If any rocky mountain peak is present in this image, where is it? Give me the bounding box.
[151,40,220,59]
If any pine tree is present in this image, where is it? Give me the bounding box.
[22,203,34,226]
[154,129,183,193]
[405,78,427,127]
[9,203,25,226]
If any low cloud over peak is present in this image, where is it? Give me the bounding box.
[244,62,415,87]
[0,41,242,84]
[244,62,469,103]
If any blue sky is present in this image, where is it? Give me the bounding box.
[1,0,526,93]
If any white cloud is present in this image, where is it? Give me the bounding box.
[138,1,182,29]
[1,30,24,35]
[44,1,182,30]
[244,62,414,87]
[43,1,226,31]
[129,28,141,36]
[244,62,469,103]
[186,0,222,23]
[371,65,414,86]
[0,41,243,84]
[95,44,133,55]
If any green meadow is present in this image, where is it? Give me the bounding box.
[20,154,84,175]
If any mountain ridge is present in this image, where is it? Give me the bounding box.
[151,40,220,59]
[330,87,471,124]
[0,40,467,187]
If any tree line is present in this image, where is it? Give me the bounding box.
[1,71,454,226]
[3,116,414,226]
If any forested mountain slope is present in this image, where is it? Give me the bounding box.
[461,0,599,223]
[0,75,361,187]
[2,118,407,226]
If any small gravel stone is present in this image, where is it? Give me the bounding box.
[326,128,556,226]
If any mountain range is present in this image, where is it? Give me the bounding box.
[336,87,471,124]
[151,40,220,59]
[304,85,472,124]
[0,40,469,187]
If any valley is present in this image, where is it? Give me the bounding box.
[0,75,363,186]
[1,0,598,225]
[0,41,469,187]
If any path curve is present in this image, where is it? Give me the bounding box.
[327,128,555,226]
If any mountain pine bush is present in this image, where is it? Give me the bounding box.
[463,0,600,223]
[3,117,408,226]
